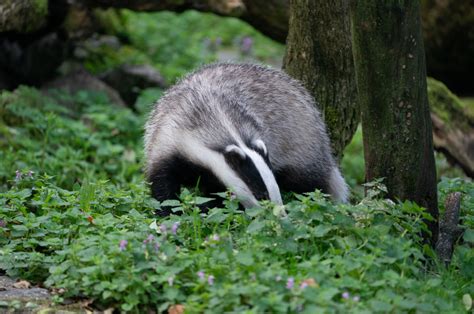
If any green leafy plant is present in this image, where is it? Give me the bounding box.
[0,86,472,312]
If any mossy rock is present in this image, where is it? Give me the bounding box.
[427,77,474,132]
[0,0,48,33]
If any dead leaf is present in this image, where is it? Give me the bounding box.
[103,308,114,314]
[168,304,185,314]
[13,280,31,289]
[302,278,318,287]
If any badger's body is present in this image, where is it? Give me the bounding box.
[145,63,348,213]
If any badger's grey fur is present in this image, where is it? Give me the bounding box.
[144,63,348,213]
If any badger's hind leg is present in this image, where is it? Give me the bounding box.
[275,166,349,203]
[328,167,349,203]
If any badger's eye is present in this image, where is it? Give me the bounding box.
[252,139,268,157]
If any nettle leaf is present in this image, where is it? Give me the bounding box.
[205,208,229,224]
[235,250,254,266]
[144,198,161,209]
[312,225,333,238]
[161,200,181,207]
[194,196,215,205]
[0,68,472,313]
[247,219,265,234]
[246,206,264,218]
[463,229,474,243]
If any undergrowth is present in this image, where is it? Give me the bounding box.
[0,87,473,313]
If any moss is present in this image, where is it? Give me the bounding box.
[93,9,129,37]
[427,77,474,131]
[82,44,150,75]
[461,98,474,118]
[0,0,48,33]
[28,0,48,32]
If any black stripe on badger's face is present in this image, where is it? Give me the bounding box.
[223,146,270,201]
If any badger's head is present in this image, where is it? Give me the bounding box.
[216,139,282,208]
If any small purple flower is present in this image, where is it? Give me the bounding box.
[197,271,205,281]
[171,222,180,235]
[240,36,253,55]
[300,282,308,290]
[230,192,237,200]
[154,242,161,251]
[160,224,167,234]
[286,277,294,289]
[168,276,174,286]
[342,291,350,299]
[143,234,154,244]
[0,219,6,228]
[211,234,220,241]
[15,170,22,181]
[26,170,34,178]
[353,296,360,302]
[119,239,128,251]
[207,275,215,285]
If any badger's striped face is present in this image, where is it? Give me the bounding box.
[222,140,282,208]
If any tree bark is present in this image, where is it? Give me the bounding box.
[350,1,439,245]
[283,0,358,159]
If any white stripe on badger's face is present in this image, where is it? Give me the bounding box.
[179,134,283,208]
[241,146,283,205]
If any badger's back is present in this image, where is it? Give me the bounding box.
[145,63,348,205]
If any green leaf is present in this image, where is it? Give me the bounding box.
[194,196,215,205]
[235,251,254,266]
[317,287,339,301]
[370,300,393,312]
[312,225,333,237]
[463,294,472,311]
[246,207,264,217]
[247,219,265,234]
[102,290,112,299]
[463,229,474,243]
[161,200,181,207]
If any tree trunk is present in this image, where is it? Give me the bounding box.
[350,1,439,245]
[283,0,358,159]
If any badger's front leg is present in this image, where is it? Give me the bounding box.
[148,154,226,215]
[148,155,183,216]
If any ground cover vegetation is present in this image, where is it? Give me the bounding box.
[0,10,473,313]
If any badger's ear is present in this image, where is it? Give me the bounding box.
[224,144,246,160]
[252,139,268,157]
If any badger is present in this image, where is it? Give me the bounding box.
[144,63,348,215]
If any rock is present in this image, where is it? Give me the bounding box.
[428,77,474,178]
[0,276,90,313]
[0,32,68,88]
[99,64,167,107]
[0,276,50,302]
[41,68,126,108]
[0,0,48,33]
